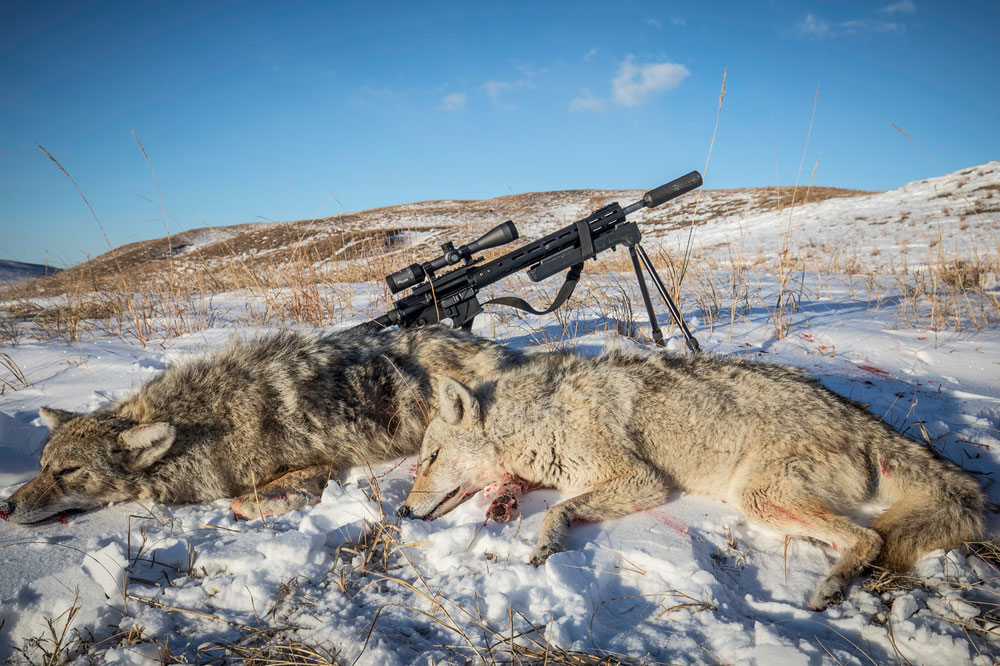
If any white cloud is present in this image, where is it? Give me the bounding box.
[569,89,605,113]
[583,48,598,62]
[438,92,467,111]
[795,13,831,37]
[350,86,400,107]
[643,17,662,29]
[482,79,531,103]
[611,56,690,107]
[671,16,687,27]
[840,18,904,36]
[513,62,547,78]
[795,13,905,38]
[882,0,916,14]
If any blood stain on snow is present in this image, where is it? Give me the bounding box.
[645,509,689,535]
[858,365,890,376]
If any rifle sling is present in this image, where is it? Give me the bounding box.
[483,263,584,316]
[576,220,595,260]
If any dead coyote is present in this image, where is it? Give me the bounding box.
[399,345,984,610]
[0,326,520,525]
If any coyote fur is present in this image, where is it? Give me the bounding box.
[399,345,984,610]
[0,326,520,525]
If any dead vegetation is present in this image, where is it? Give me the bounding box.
[1,178,997,347]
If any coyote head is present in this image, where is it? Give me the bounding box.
[398,377,500,520]
[0,408,176,525]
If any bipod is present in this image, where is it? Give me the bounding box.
[627,242,700,353]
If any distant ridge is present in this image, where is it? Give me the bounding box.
[0,260,61,284]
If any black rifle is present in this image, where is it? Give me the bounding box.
[360,171,704,352]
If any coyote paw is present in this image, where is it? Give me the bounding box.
[486,474,534,523]
[529,543,560,566]
[230,488,319,521]
[488,493,519,523]
[808,579,846,611]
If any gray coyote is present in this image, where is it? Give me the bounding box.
[1,325,520,524]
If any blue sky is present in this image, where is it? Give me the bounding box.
[1,1,997,266]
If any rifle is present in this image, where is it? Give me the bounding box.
[360,171,704,352]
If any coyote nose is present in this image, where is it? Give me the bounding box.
[397,505,413,519]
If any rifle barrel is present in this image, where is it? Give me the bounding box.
[641,171,703,209]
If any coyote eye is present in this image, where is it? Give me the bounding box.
[53,466,81,478]
[428,450,439,466]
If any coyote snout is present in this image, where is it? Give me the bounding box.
[1,408,165,524]
[398,382,501,521]
[400,348,984,611]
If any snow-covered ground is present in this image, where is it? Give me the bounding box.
[1,165,999,665]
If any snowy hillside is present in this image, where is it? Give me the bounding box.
[11,162,998,301]
[1,163,999,665]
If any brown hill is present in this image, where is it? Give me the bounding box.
[3,184,866,300]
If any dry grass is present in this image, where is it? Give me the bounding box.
[2,227,997,349]
[3,172,996,347]
[0,352,30,394]
[11,592,83,666]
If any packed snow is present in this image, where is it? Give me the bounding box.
[1,164,999,665]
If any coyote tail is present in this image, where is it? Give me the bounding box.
[872,432,984,571]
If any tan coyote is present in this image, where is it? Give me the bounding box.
[399,345,984,610]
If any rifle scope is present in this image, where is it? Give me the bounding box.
[386,220,519,294]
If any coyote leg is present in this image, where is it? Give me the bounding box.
[738,486,883,611]
[230,465,335,520]
[487,473,535,523]
[530,465,667,565]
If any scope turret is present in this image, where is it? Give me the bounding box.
[386,220,519,294]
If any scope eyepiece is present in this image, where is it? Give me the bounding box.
[386,263,425,294]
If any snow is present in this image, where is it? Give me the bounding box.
[1,164,999,664]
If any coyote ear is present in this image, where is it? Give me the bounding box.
[39,407,81,430]
[437,376,481,427]
[117,422,176,470]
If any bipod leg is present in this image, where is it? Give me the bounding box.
[635,244,701,353]
[628,244,665,347]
